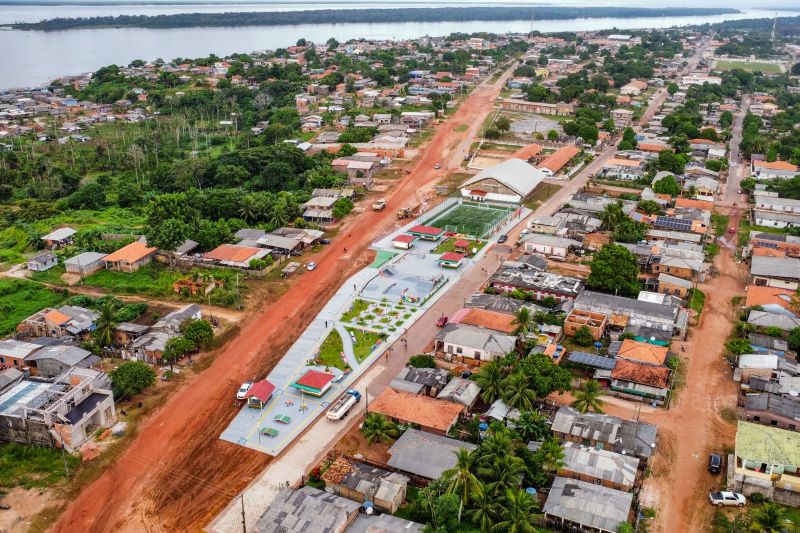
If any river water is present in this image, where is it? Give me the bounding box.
[0,2,794,89]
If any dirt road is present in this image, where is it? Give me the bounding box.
[51,65,517,533]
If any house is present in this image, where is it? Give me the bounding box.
[41,227,76,249]
[436,251,462,269]
[518,234,581,260]
[751,160,799,180]
[436,376,481,410]
[128,330,174,364]
[753,194,800,216]
[657,273,693,298]
[0,368,114,449]
[153,304,202,332]
[610,358,671,405]
[743,389,800,432]
[0,340,41,370]
[258,234,303,255]
[615,339,669,366]
[537,145,580,177]
[392,234,417,250]
[348,514,424,533]
[602,158,644,180]
[407,225,445,241]
[737,354,779,383]
[563,309,608,341]
[27,252,57,272]
[571,290,684,336]
[203,244,270,268]
[435,323,517,363]
[527,214,564,234]
[611,108,634,125]
[386,429,477,480]
[321,457,408,513]
[114,322,149,348]
[23,344,99,379]
[543,477,634,533]
[733,421,800,499]
[25,306,99,338]
[244,379,276,409]
[291,369,335,397]
[744,285,797,315]
[753,209,800,229]
[390,367,450,396]
[234,228,266,242]
[488,266,584,301]
[620,79,648,96]
[65,252,107,276]
[253,486,360,533]
[750,256,800,290]
[453,307,516,334]
[747,311,800,332]
[103,241,157,272]
[551,406,658,460]
[460,158,547,204]
[559,441,640,491]
[368,388,463,436]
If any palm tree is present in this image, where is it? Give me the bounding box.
[443,449,482,507]
[239,195,260,223]
[600,202,623,230]
[476,360,505,404]
[361,412,399,445]
[501,373,537,412]
[466,483,499,533]
[536,437,565,475]
[511,307,535,339]
[748,502,786,532]
[482,454,526,493]
[93,300,118,351]
[492,488,538,533]
[570,379,605,414]
[269,200,290,228]
[514,410,550,443]
[478,429,515,464]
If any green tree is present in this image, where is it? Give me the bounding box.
[617,522,635,533]
[162,335,195,371]
[514,410,550,443]
[600,201,624,230]
[747,502,787,532]
[667,82,679,94]
[466,483,498,532]
[475,359,505,404]
[618,127,637,151]
[361,412,399,444]
[571,380,605,414]
[637,199,662,215]
[613,216,648,244]
[109,360,157,398]
[146,218,189,253]
[493,488,538,533]
[443,449,482,507]
[535,437,565,474]
[547,129,558,141]
[511,307,536,339]
[93,300,118,350]
[653,174,681,196]
[501,373,537,411]
[182,319,214,348]
[720,110,734,129]
[332,197,354,219]
[573,325,594,347]
[726,338,752,356]
[495,116,511,132]
[587,243,642,297]
[407,354,436,368]
[789,327,800,352]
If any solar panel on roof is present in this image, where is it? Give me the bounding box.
[655,216,692,231]
[567,352,617,370]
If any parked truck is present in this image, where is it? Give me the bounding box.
[326,389,362,421]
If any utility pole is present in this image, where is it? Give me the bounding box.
[240,494,247,533]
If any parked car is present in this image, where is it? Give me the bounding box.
[436,315,449,327]
[319,239,331,245]
[434,162,441,169]
[498,234,508,243]
[708,453,722,474]
[709,491,746,507]
[727,227,735,234]
[306,262,317,271]
[236,381,253,400]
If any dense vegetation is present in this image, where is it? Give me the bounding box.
[13,7,739,31]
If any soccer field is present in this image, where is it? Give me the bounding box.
[713,60,783,74]
[427,203,512,238]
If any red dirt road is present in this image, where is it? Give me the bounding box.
[51,67,515,533]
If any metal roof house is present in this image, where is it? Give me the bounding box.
[551,406,658,460]
[253,486,360,533]
[387,429,477,480]
[321,457,409,513]
[734,421,800,495]
[543,477,634,533]
[559,441,640,492]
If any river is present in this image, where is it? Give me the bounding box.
[0,2,794,89]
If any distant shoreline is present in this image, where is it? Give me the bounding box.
[8,6,741,31]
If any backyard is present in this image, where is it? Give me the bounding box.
[0,279,67,336]
[0,442,80,489]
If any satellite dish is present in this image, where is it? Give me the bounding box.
[789,390,799,397]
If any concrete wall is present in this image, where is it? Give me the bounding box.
[0,415,53,447]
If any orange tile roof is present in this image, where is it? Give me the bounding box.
[606,158,643,168]
[511,143,543,160]
[538,145,580,173]
[45,309,71,325]
[754,160,798,172]
[203,244,262,263]
[674,198,714,211]
[103,242,157,263]
[751,247,786,257]
[369,388,463,432]
[745,285,797,314]
[618,339,668,366]
[611,358,670,389]
[637,143,668,152]
[459,308,516,334]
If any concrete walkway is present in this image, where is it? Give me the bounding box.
[334,324,358,370]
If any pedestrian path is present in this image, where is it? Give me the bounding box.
[334,323,358,370]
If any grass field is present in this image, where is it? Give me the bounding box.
[714,60,783,73]
[0,442,80,489]
[317,329,348,370]
[427,203,512,238]
[30,264,68,286]
[433,237,488,255]
[348,328,387,363]
[0,279,67,336]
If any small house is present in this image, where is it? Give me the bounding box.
[559,441,639,491]
[291,369,335,397]
[543,477,634,533]
[28,252,57,272]
[244,379,276,409]
[368,388,463,436]
[41,227,76,249]
[65,252,107,276]
[438,252,464,269]
[387,429,477,480]
[407,225,445,241]
[392,234,417,250]
[321,457,409,513]
[103,242,157,272]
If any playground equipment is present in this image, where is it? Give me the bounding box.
[400,287,420,303]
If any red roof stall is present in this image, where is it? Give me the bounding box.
[244,379,276,409]
[407,225,446,241]
[454,239,471,254]
[291,369,335,397]
[393,234,418,250]
[439,252,465,269]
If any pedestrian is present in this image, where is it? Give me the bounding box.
[324,320,327,328]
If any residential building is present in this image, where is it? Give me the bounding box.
[65,252,107,276]
[610,358,671,405]
[321,457,408,513]
[387,429,477,480]
[551,406,658,460]
[537,145,580,177]
[434,323,517,363]
[487,266,584,301]
[620,79,648,96]
[16,306,99,339]
[751,160,799,180]
[733,421,800,499]
[651,256,703,280]
[0,340,41,370]
[41,227,76,249]
[615,339,669,366]
[658,273,693,299]
[563,309,608,341]
[572,290,683,336]
[750,256,800,290]
[253,486,360,533]
[389,366,450,396]
[202,244,270,268]
[743,386,800,432]
[368,388,463,436]
[747,311,800,332]
[103,241,157,272]
[518,234,581,260]
[543,477,633,533]
[27,252,57,272]
[436,376,481,410]
[460,158,547,204]
[559,441,640,491]
[753,209,800,229]
[24,344,99,379]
